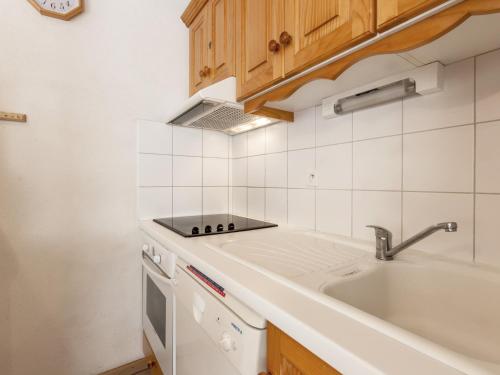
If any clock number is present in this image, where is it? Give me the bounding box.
[50,2,56,9]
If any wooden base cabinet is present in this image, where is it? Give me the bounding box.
[260,323,342,375]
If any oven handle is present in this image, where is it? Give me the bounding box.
[142,252,177,286]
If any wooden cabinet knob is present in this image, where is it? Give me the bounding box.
[268,39,281,53]
[279,31,292,46]
[199,66,211,79]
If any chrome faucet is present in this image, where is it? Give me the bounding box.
[366,222,458,260]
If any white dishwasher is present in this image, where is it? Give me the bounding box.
[141,233,267,375]
[174,258,267,375]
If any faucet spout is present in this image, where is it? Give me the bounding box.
[367,222,458,261]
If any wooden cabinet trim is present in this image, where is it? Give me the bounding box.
[182,0,209,27]
[377,0,449,32]
[244,0,500,113]
[283,0,376,77]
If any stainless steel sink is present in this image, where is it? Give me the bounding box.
[323,261,500,365]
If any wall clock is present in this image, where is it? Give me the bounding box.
[28,0,84,21]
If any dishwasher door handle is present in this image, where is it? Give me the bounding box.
[142,255,177,286]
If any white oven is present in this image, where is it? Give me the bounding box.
[141,238,177,375]
[141,233,267,375]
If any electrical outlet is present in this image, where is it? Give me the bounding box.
[307,170,318,187]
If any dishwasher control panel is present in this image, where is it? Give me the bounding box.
[175,263,266,375]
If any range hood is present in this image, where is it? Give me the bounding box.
[166,77,279,135]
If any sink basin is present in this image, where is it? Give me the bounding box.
[323,261,500,365]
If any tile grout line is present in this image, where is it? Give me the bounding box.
[201,130,204,216]
[171,125,174,217]
[351,112,354,238]
[401,98,404,243]
[473,56,477,262]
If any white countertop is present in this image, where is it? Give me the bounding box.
[140,220,493,375]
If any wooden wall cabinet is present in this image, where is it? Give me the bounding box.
[235,0,284,99]
[184,0,235,96]
[377,0,448,31]
[283,0,375,77]
[260,323,342,375]
[237,0,376,99]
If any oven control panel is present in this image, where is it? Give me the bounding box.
[141,234,177,279]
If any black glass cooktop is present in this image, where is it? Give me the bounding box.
[153,214,277,237]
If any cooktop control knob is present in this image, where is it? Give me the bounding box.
[216,224,224,232]
[204,225,212,234]
[228,223,235,230]
[219,333,236,352]
[192,226,199,235]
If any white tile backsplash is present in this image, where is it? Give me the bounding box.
[476,49,500,123]
[231,158,247,186]
[265,188,287,224]
[137,187,172,219]
[403,58,474,133]
[475,194,500,266]
[353,136,402,191]
[173,187,202,216]
[203,187,228,214]
[316,190,352,236]
[137,126,229,219]
[138,154,172,187]
[138,120,172,154]
[288,189,315,229]
[248,127,266,156]
[203,130,229,158]
[315,108,352,147]
[173,156,202,186]
[402,192,473,261]
[232,133,248,158]
[353,100,402,141]
[288,107,315,150]
[232,187,247,216]
[403,125,474,192]
[248,188,265,220]
[248,155,265,187]
[288,149,315,188]
[203,158,228,186]
[173,126,202,156]
[265,153,287,188]
[266,123,288,153]
[476,121,500,193]
[137,49,500,267]
[353,191,402,243]
[316,143,352,190]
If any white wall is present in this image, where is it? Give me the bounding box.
[231,50,500,266]
[137,122,230,218]
[0,1,189,374]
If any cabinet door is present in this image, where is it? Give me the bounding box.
[377,0,448,31]
[236,0,283,99]
[209,0,235,84]
[189,4,210,95]
[264,323,341,375]
[283,0,376,76]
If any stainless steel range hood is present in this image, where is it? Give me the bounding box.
[166,77,278,135]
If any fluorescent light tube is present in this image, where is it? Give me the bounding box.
[334,78,416,115]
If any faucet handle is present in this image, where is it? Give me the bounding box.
[366,225,391,239]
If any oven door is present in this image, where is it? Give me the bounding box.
[142,253,175,375]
